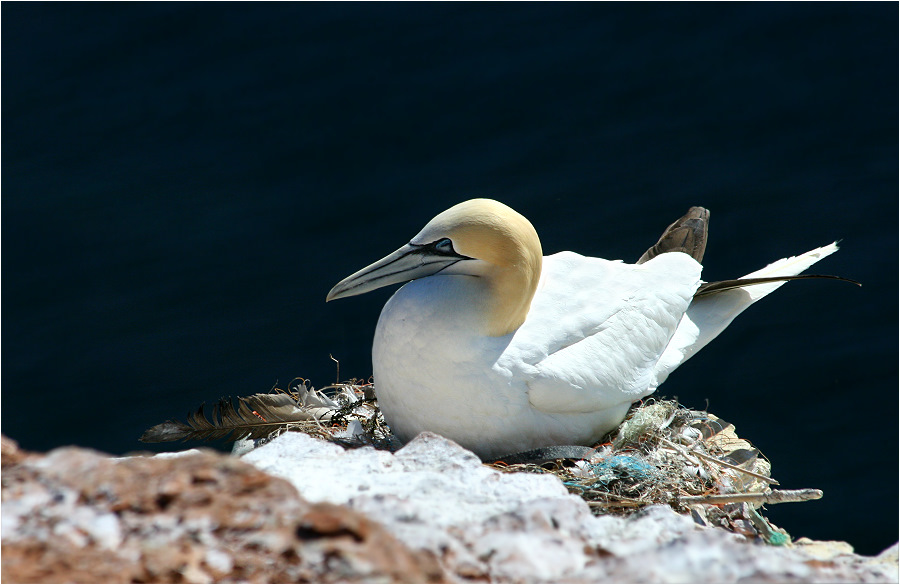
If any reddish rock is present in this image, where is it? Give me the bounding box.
[0,436,446,583]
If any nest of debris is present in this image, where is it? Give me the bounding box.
[485,398,824,544]
[490,398,777,513]
[253,378,397,452]
[141,378,395,451]
[142,379,821,544]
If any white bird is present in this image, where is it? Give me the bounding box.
[327,199,850,461]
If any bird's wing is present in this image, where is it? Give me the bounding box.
[500,251,701,414]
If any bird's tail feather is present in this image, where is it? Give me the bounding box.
[694,273,857,298]
[638,206,710,265]
[652,242,851,388]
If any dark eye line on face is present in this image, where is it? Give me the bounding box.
[408,238,471,259]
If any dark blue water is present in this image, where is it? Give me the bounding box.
[3,3,897,554]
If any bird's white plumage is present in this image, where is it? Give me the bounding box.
[510,251,701,412]
[372,250,702,458]
[327,199,841,460]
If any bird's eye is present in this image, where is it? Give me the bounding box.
[433,238,455,254]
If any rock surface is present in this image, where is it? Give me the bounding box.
[0,435,444,583]
[244,432,899,583]
[2,431,897,583]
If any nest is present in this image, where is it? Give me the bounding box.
[277,382,821,544]
[234,378,398,452]
[485,398,822,544]
[491,399,775,511]
[143,378,821,545]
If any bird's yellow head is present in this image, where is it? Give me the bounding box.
[327,198,543,336]
[412,199,542,276]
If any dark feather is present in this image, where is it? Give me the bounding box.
[140,393,314,443]
[638,206,709,265]
[694,274,861,298]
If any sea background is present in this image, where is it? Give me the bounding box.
[3,3,897,554]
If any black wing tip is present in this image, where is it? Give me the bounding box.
[694,274,861,298]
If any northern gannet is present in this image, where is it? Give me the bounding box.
[327,199,847,461]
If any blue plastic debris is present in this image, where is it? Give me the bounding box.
[589,455,659,485]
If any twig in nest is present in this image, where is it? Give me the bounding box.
[659,437,779,485]
[586,493,649,508]
[678,489,822,506]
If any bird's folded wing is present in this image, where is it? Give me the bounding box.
[509,251,701,414]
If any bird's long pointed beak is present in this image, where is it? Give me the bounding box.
[326,243,467,302]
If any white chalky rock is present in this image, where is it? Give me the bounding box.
[242,432,899,583]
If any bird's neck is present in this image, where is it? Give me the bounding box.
[480,258,542,337]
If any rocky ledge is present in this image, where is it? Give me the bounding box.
[2,432,897,583]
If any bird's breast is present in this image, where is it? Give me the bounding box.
[371,276,526,445]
